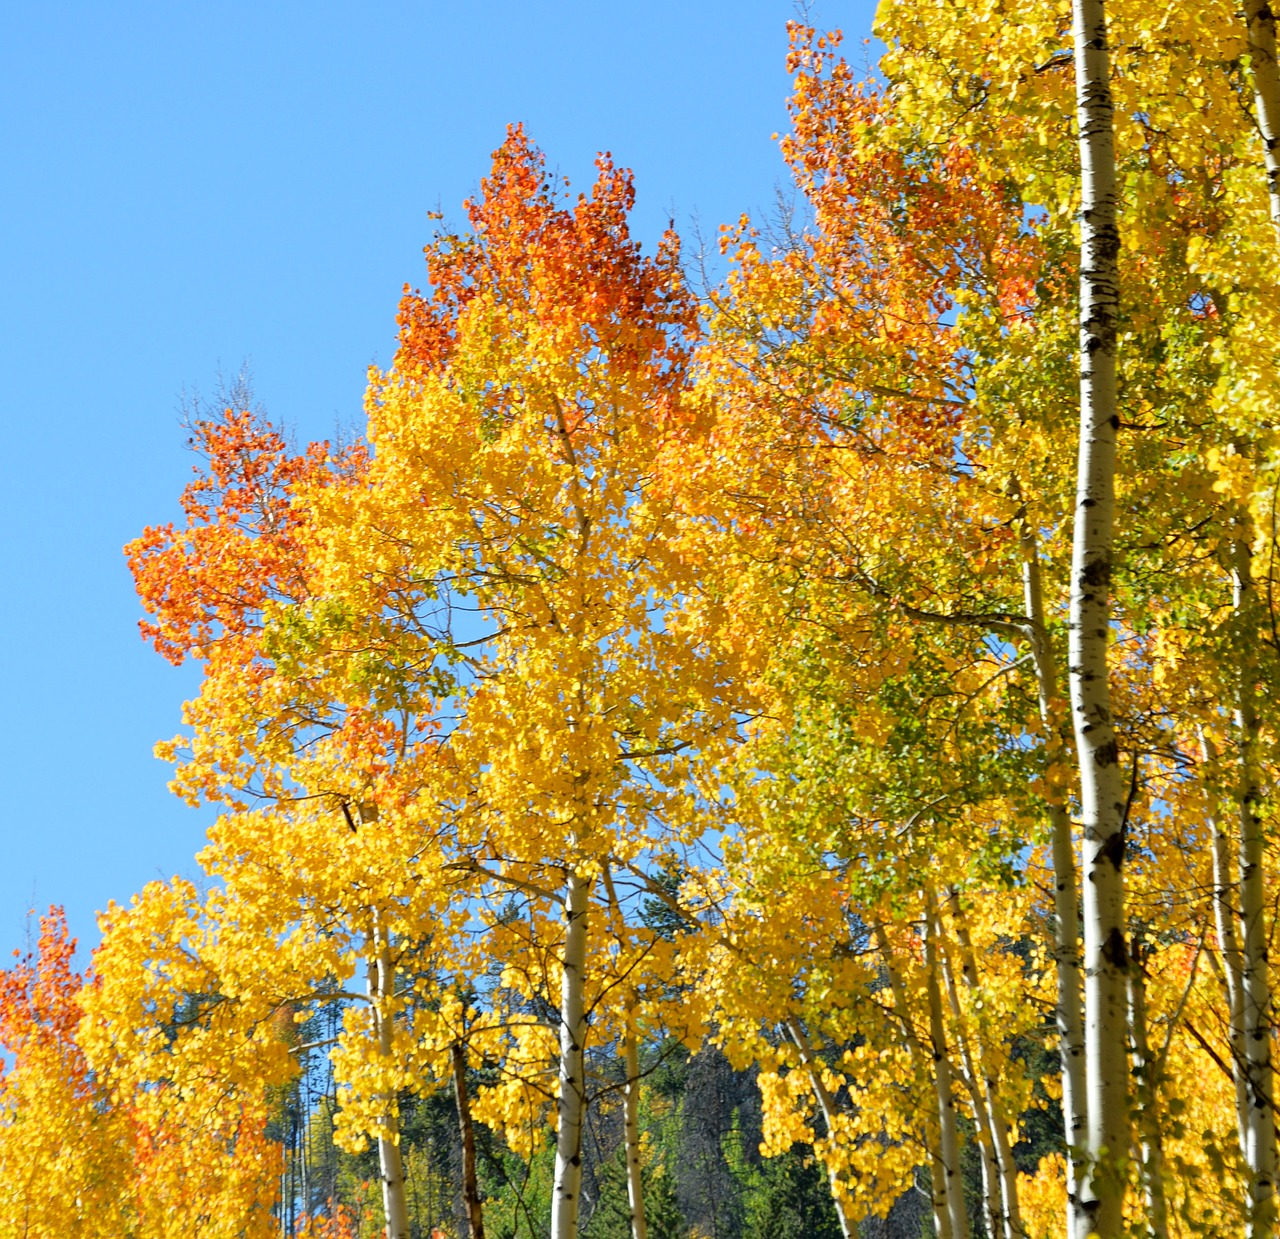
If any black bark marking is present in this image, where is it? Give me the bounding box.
[1102,926,1129,968]
[1082,557,1111,588]
[1099,825,1126,872]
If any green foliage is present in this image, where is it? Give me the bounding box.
[723,1110,844,1239]
[582,1148,685,1239]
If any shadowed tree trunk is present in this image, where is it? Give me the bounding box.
[452,1041,485,1239]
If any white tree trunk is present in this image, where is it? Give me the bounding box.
[1018,501,1087,1239]
[1070,2,1129,1233]
[785,1016,855,1239]
[944,890,1025,1239]
[924,891,971,1239]
[1233,539,1278,1239]
[367,921,411,1239]
[1234,5,1280,1224]
[1244,0,1280,231]
[1126,955,1169,1239]
[622,1014,648,1239]
[873,921,953,1239]
[936,945,1003,1239]
[1203,733,1251,1153]
[551,870,591,1239]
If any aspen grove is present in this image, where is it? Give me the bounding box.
[7,2,1280,1237]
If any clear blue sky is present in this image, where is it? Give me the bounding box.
[0,1,875,955]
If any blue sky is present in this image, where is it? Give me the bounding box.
[0,1,875,954]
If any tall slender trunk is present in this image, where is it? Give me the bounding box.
[368,918,410,1239]
[936,943,1003,1239]
[1233,535,1278,1238]
[1017,495,1087,1239]
[784,1016,855,1239]
[1233,5,1280,1223]
[1204,732,1251,1153]
[551,869,591,1239]
[944,890,1025,1239]
[622,1013,649,1239]
[924,890,971,1239]
[1070,2,1129,1233]
[873,921,953,1239]
[452,1042,486,1239]
[1244,0,1280,231]
[1126,951,1169,1239]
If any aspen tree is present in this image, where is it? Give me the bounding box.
[1233,8,1280,1229]
[1126,942,1170,1239]
[1231,538,1278,1237]
[367,916,410,1239]
[923,889,971,1239]
[1067,3,1130,1233]
[1203,734,1252,1155]
[872,921,956,1239]
[1014,491,1088,1237]
[1243,0,1280,233]
[943,889,1025,1239]
[621,1014,648,1239]
[550,869,591,1239]
[297,129,723,1239]
[451,1043,486,1239]
[784,1018,855,1239]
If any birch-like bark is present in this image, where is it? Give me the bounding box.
[1017,498,1087,1239]
[452,1042,486,1239]
[1233,537,1278,1238]
[924,891,971,1239]
[944,890,1025,1239]
[1244,0,1280,231]
[784,1016,855,1239]
[1234,4,1280,1223]
[1126,955,1169,1239]
[551,870,591,1239]
[367,921,411,1239]
[1203,733,1251,1153]
[622,1015,648,1239]
[1070,3,1129,1233]
[936,944,1003,1239]
[873,921,953,1239]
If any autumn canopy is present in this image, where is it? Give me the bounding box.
[5,3,1280,1238]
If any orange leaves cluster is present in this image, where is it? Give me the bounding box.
[396,124,694,394]
[127,409,329,665]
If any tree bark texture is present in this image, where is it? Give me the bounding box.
[1244,0,1280,231]
[1126,956,1169,1239]
[551,870,591,1239]
[1233,538,1278,1239]
[1204,733,1252,1154]
[367,923,411,1239]
[785,1016,855,1239]
[1070,2,1129,1233]
[1232,3,1280,1217]
[873,921,953,1239]
[452,1041,486,1239]
[1018,512,1085,1239]
[936,943,1003,1239]
[945,890,1025,1239]
[622,1015,649,1239]
[924,890,971,1239]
